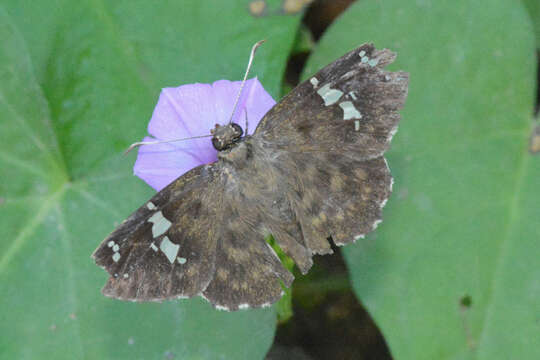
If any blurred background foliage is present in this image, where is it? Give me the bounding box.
[1,0,538,359]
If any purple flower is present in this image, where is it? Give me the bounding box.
[133,78,275,191]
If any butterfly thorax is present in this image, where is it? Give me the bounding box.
[211,123,243,151]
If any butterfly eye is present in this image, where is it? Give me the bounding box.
[231,123,244,138]
[212,137,223,151]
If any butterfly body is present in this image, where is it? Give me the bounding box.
[93,44,409,311]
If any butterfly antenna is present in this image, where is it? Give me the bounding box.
[124,134,213,155]
[228,39,266,125]
[243,108,249,135]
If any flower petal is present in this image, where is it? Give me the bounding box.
[135,78,275,191]
[238,78,276,135]
[133,137,205,191]
[210,78,275,133]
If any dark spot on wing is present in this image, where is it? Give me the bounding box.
[191,199,202,217]
[310,201,321,215]
[296,119,314,136]
[318,167,332,182]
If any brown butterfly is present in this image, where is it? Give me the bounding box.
[92,43,409,311]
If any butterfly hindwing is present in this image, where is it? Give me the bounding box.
[286,152,392,247]
[201,207,293,310]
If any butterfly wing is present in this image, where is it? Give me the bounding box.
[92,165,219,301]
[250,43,408,262]
[92,163,293,310]
[283,152,393,248]
[255,43,408,157]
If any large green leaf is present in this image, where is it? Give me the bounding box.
[303,0,539,359]
[0,1,302,358]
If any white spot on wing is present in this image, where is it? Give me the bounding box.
[372,219,382,230]
[368,58,379,67]
[359,50,366,57]
[159,236,179,264]
[340,70,356,80]
[123,273,129,279]
[150,242,158,252]
[388,126,398,142]
[107,241,115,248]
[348,91,357,100]
[354,120,360,131]
[339,101,362,120]
[112,244,119,252]
[148,211,172,238]
[238,303,250,310]
[317,84,343,106]
[310,77,319,87]
[384,158,394,191]
[112,252,121,262]
[354,235,365,242]
[177,257,187,264]
[215,305,230,311]
[146,202,157,210]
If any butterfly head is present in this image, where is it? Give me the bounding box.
[211,123,244,151]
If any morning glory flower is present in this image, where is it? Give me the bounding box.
[133,78,275,191]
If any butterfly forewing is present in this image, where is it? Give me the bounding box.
[93,165,220,301]
[93,160,294,310]
[255,43,408,158]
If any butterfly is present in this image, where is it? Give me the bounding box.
[92,43,409,311]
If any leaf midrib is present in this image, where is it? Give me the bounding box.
[41,0,157,183]
[55,202,85,358]
[0,184,67,273]
[88,0,157,93]
[475,141,531,352]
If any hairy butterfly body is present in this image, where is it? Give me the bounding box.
[92,43,409,311]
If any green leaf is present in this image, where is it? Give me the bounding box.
[265,235,295,322]
[303,0,539,359]
[2,0,75,84]
[523,0,540,47]
[0,1,302,358]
